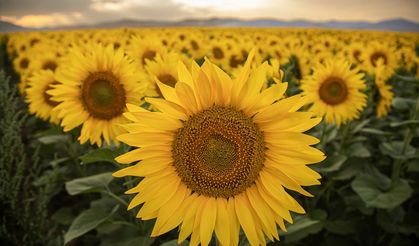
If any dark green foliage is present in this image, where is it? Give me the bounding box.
[0,71,54,245]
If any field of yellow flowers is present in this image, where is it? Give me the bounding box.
[0,27,418,246]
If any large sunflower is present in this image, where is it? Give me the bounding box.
[25,70,60,124]
[49,44,147,146]
[301,59,367,126]
[113,50,325,245]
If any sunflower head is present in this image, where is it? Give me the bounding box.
[50,43,147,146]
[301,59,367,126]
[114,49,325,246]
[25,69,61,124]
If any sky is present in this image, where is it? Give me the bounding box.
[0,0,419,28]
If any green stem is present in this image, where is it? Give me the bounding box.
[105,186,128,206]
[318,122,327,151]
[339,121,351,153]
[391,94,419,183]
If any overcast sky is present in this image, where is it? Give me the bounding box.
[1,0,419,28]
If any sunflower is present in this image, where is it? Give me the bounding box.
[49,43,147,146]
[375,61,394,118]
[13,52,32,76]
[362,42,397,76]
[301,59,367,126]
[144,52,182,97]
[25,70,60,124]
[126,34,167,69]
[113,50,325,245]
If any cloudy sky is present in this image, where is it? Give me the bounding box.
[1,0,419,28]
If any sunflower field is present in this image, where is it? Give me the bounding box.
[0,27,419,246]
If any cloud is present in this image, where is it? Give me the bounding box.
[1,12,84,27]
[0,0,90,16]
[1,0,418,28]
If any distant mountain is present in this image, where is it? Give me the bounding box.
[0,20,28,32]
[1,18,419,33]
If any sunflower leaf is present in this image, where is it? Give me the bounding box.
[65,172,113,195]
[351,172,413,209]
[348,143,371,158]
[317,154,347,173]
[379,141,417,160]
[64,205,118,244]
[160,240,189,246]
[280,216,323,243]
[80,148,123,165]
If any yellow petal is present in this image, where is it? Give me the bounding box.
[114,146,169,164]
[227,198,240,246]
[246,186,279,240]
[256,180,293,223]
[175,82,199,115]
[117,132,173,147]
[200,197,217,246]
[234,193,259,246]
[215,198,230,246]
[263,164,313,197]
[145,97,187,121]
[151,184,189,236]
[113,158,172,177]
[178,194,200,243]
[264,132,320,146]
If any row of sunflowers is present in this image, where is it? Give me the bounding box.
[1,27,419,246]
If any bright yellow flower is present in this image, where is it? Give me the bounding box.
[49,43,147,146]
[301,59,367,126]
[113,50,325,246]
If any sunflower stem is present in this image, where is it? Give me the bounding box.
[391,94,419,183]
[339,121,351,153]
[319,122,327,151]
[105,186,128,206]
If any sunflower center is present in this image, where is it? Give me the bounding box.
[20,58,29,69]
[202,134,237,171]
[190,40,199,50]
[370,51,387,67]
[213,47,224,59]
[353,50,361,63]
[172,105,266,198]
[229,55,242,68]
[142,50,156,65]
[81,71,126,120]
[42,60,57,71]
[157,73,177,87]
[43,81,60,107]
[319,77,348,105]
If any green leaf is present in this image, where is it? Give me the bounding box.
[359,128,392,136]
[65,172,113,195]
[390,120,419,128]
[317,154,347,173]
[392,97,416,110]
[348,143,371,158]
[160,240,189,246]
[64,206,118,244]
[334,159,364,180]
[51,207,74,226]
[380,141,417,160]
[325,220,357,235]
[352,172,413,209]
[352,119,370,133]
[38,134,70,144]
[407,160,419,173]
[281,216,323,243]
[80,148,121,165]
[118,236,155,246]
